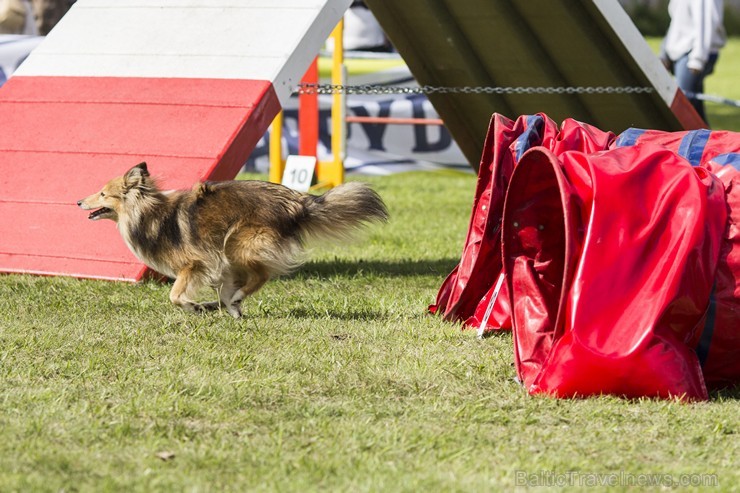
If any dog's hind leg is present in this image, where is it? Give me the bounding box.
[223,227,283,318]
[170,264,214,313]
[222,264,269,319]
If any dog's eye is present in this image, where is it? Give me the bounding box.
[100,192,106,197]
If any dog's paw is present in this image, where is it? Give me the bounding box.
[227,304,243,319]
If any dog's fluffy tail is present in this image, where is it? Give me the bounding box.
[301,182,388,243]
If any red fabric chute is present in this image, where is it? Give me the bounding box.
[429,114,563,332]
[433,114,740,399]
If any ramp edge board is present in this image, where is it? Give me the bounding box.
[0,253,148,282]
[589,0,706,129]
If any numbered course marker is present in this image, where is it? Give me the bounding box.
[282,155,316,192]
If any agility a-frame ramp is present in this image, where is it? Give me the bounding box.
[0,0,351,281]
[365,0,705,168]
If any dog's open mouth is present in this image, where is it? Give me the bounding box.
[88,207,112,220]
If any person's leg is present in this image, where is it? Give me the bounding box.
[674,54,706,121]
[704,53,719,77]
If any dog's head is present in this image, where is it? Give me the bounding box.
[77,162,152,221]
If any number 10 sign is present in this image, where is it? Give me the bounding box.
[281,155,316,192]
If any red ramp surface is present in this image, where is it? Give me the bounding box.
[0,0,350,281]
[0,76,278,280]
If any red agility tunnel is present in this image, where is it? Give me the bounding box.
[433,113,740,400]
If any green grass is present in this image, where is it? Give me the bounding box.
[646,36,740,131]
[1,171,738,492]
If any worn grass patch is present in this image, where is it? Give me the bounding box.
[1,171,738,491]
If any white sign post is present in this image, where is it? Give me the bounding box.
[281,155,316,192]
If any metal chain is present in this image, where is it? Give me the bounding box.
[688,91,740,108]
[297,83,655,95]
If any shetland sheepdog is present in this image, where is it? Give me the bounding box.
[78,163,388,317]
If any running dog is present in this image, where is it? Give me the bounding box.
[77,163,388,318]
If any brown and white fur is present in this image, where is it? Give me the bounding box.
[77,162,388,318]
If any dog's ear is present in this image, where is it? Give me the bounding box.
[124,162,149,188]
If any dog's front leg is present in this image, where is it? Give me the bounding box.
[169,265,212,313]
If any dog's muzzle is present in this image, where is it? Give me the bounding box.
[77,200,112,220]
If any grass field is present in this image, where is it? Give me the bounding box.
[1,41,739,493]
